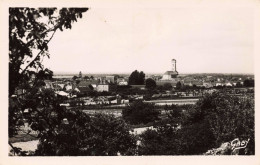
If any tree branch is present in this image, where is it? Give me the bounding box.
[20,30,56,75]
[9,142,17,156]
[24,22,60,47]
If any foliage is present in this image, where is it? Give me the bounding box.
[84,75,89,80]
[162,83,172,90]
[138,122,216,155]
[189,92,254,142]
[9,7,91,155]
[72,75,78,80]
[176,81,182,90]
[236,81,242,87]
[128,70,145,85]
[76,80,81,85]
[34,112,137,156]
[243,79,254,87]
[79,71,82,78]
[11,87,136,156]
[86,114,137,155]
[145,78,156,90]
[9,7,88,96]
[37,68,53,80]
[138,92,255,155]
[164,104,185,125]
[114,85,147,96]
[138,125,181,155]
[122,101,160,125]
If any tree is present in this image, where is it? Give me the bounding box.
[244,79,254,87]
[84,75,89,80]
[164,104,184,125]
[9,7,88,155]
[79,71,82,78]
[162,83,172,90]
[72,75,78,80]
[9,8,88,96]
[76,80,81,85]
[128,70,145,85]
[113,74,121,82]
[122,101,160,125]
[86,114,137,155]
[37,68,53,80]
[34,113,137,156]
[176,81,182,90]
[145,78,156,90]
[138,71,145,85]
[236,81,242,87]
[182,92,255,154]
[138,125,181,155]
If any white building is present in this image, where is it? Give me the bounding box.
[97,84,109,92]
[161,59,178,80]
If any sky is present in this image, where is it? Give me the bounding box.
[43,1,255,74]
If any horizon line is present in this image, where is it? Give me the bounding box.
[53,71,254,75]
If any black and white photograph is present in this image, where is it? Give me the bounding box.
[1,0,260,164]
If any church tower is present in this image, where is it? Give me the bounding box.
[171,59,177,72]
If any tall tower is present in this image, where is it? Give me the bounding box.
[171,59,177,72]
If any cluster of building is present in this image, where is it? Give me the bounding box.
[42,74,129,98]
[14,59,253,103]
[153,59,251,88]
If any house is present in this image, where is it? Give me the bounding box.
[55,91,70,97]
[117,78,128,86]
[203,81,213,88]
[134,95,144,100]
[78,86,92,93]
[78,81,91,88]
[225,82,233,87]
[106,76,115,84]
[192,80,204,87]
[121,99,129,104]
[215,82,224,86]
[77,80,96,93]
[110,99,117,104]
[97,84,109,92]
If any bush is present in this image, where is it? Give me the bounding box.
[138,125,181,155]
[122,101,160,125]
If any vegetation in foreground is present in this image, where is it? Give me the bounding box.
[9,8,254,156]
